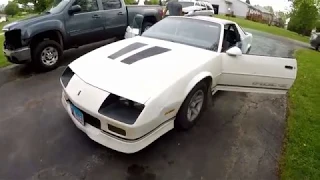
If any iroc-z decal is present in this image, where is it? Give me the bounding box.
[108,42,171,64]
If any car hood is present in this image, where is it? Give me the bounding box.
[2,14,51,31]
[68,36,217,104]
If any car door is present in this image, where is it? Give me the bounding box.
[65,0,105,46]
[235,23,251,53]
[100,0,127,39]
[217,53,297,94]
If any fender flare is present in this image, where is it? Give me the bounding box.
[183,72,213,98]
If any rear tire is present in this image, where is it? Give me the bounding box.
[175,81,208,130]
[31,40,63,72]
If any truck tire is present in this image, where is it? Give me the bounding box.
[31,40,63,71]
[175,81,208,130]
[141,22,153,33]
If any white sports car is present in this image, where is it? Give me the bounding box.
[60,16,297,154]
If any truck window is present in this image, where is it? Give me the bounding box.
[102,0,121,10]
[72,0,99,13]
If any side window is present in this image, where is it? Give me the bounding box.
[207,5,213,10]
[200,2,206,7]
[102,0,122,10]
[73,0,99,13]
[195,2,200,6]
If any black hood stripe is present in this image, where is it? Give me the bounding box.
[108,42,148,60]
[121,46,171,65]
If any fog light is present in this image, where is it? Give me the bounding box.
[108,124,126,136]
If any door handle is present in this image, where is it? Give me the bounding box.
[117,12,124,15]
[92,14,101,18]
[285,65,293,70]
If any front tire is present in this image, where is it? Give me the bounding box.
[141,22,153,33]
[31,40,63,72]
[175,81,208,130]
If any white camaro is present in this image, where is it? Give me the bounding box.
[60,16,297,154]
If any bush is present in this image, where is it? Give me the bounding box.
[316,21,320,32]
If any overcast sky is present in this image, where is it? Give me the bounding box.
[0,0,293,11]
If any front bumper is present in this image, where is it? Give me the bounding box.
[61,92,174,154]
[3,47,31,64]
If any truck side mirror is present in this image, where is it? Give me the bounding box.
[69,5,82,15]
[132,14,144,35]
[124,14,145,39]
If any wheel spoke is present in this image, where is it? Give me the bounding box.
[186,89,205,122]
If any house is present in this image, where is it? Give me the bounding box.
[284,18,290,29]
[0,14,7,23]
[204,0,254,18]
[253,5,274,24]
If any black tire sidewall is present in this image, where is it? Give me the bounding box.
[141,22,153,33]
[175,81,208,130]
[32,40,63,71]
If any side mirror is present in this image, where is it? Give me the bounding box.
[69,5,81,14]
[124,14,145,39]
[132,14,144,35]
[226,46,242,56]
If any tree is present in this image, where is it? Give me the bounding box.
[246,0,250,4]
[4,2,19,17]
[13,0,53,13]
[288,0,319,35]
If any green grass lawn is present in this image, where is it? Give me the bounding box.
[214,15,310,43]
[280,49,320,179]
[0,35,10,68]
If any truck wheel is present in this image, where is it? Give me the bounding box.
[175,81,208,130]
[32,40,63,71]
[316,45,320,51]
[141,22,153,33]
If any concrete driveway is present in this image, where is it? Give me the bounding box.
[0,30,301,180]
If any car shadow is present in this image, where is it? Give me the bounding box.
[8,38,116,80]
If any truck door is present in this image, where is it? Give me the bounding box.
[100,0,127,39]
[65,0,105,46]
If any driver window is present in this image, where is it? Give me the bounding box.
[72,0,99,13]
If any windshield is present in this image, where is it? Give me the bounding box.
[142,17,221,51]
[179,2,194,8]
[44,0,70,14]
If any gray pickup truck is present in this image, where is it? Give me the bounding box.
[2,0,163,71]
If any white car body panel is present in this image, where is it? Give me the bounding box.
[61,16,297,153]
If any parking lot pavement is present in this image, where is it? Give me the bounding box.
[0,32,301,180]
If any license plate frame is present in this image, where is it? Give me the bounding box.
[70,103,84,126]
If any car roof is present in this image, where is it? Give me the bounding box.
[168,16,236,25]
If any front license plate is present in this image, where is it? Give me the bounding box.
[70,104,84,126]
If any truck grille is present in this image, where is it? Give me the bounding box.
[4,29,22,50]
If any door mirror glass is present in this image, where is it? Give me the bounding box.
[226,46,242,56]
[69,5,82,14]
